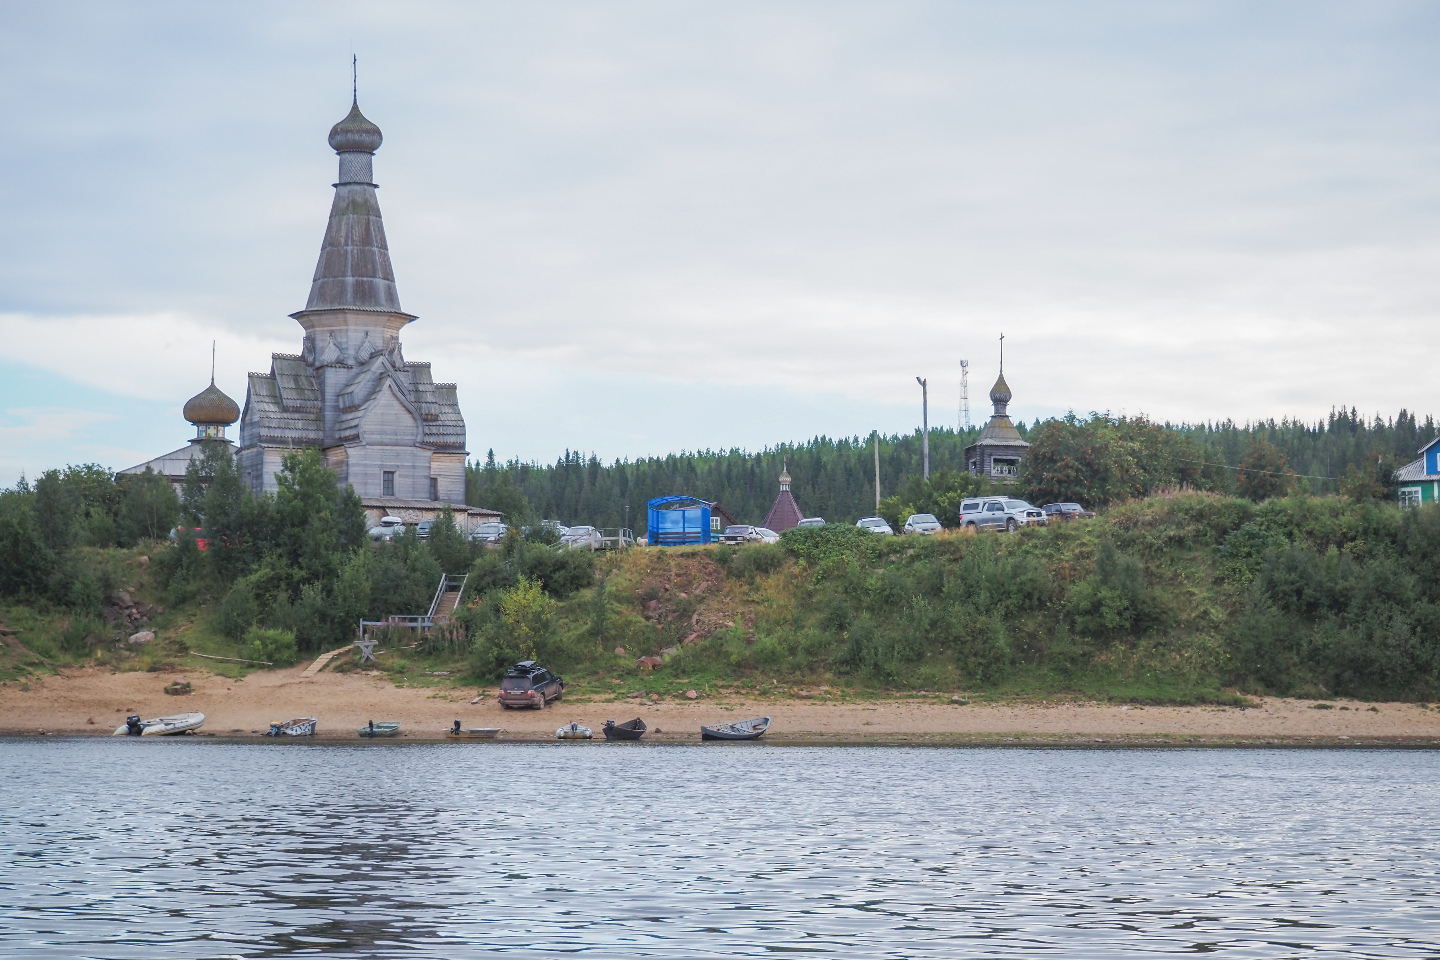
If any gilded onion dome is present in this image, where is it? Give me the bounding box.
[183,381,240,427]
[328,98,383,154]
[989,372,1012,406]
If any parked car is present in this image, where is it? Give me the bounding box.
[560,525,603,550]
[856,516,895,536]
[414,519,435,539]
[368,515,406,541]
[796,517,826,528]
[718,524,763,544]
[903,513,943,535]
[958,497,1047,532]
[1042,502,1095,521]
[754,527,780,544]
[470,521,508,544]
[497,660,564,710]
[520,519,568,542]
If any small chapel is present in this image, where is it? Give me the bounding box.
[236,91,486,526]
[761,464,804,532]
[964,344,1030,480]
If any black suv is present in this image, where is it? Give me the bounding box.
[497,660,564,710]
[1041,502,1095,521]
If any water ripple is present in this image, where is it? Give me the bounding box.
[0,742,1437,958]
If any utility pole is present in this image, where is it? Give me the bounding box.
[959,359,969,433]
[916,376,929,480]
[872,430,880,512]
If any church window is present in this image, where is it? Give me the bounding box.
[430,477,439,501]
[383,471,395,497]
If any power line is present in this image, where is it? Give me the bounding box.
[1174,457,1334,481]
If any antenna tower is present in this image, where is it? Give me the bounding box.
[959,359,970,433]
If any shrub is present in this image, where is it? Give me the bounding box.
[498,576,554,660]
[218,578,260,641]
[245,626,299,666]
[727,544,786,580]
[781,523,881,570]
[60,615,106,655]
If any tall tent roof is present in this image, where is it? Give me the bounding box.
[762,465,804,532]
[303,96,403,314]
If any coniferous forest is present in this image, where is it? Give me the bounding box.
[466,408,1436,529]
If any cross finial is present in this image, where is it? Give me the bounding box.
[352,54,357,102]
[211,340,216,385]
[999,333,1004,375]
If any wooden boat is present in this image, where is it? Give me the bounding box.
[602,717,647,741]
[445,720,501,739]
[700,716,770,741]
[266,717,318,737]
[112,712,206,736]
[556,721,593,740]
[357,720,401,738]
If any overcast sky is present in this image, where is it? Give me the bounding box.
[1,1,1437,482]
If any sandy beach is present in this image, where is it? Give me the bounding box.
[3,664,1440,745]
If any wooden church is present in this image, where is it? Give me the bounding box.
[236,93,481,524]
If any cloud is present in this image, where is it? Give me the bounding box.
[0,2,1438,470]
[2,313,286,405]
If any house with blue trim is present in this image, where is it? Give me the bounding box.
[1395,437,1440,506]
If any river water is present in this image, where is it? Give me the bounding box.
[1,740,1437,958]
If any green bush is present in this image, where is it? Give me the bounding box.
[218,578,260,641]
[728,543,786,580]
[245,626,299,666]
[60,615,106,655]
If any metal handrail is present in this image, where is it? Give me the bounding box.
[425,573,467,619]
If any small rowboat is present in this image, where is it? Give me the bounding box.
[446,720,501,739]
[602,717,647,741]
[357,720,401,738]
[113,712,206,736]
[266,717,318,737]
[700,716,770,741]
[556,721,593,740]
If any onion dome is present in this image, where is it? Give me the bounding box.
[328,98,383,154]
[989,373,1012,405]
[183,381,240,426]
[779,465,792,488]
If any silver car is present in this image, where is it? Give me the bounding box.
[796,517,826,528]
[856,516,895,536]
[560,525,603,550]
[903,513,943,535]
[958,498,1047,533]
[368,515,407,541]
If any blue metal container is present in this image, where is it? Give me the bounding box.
[646,496,713,546]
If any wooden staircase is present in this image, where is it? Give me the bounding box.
[427,573,468,625]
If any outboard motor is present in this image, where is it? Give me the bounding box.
[124,715,144,736]
[452,719,461,734]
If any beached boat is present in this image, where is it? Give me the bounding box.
[357,721,401,738]
[445,720,501,739]
[112,712,206,737]
[602,717,647,741]
[700,716,770,741]
[556,721,593,740]
[266,717,318,737]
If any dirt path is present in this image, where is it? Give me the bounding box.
[4,665,1440,745]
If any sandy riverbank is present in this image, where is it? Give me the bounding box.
[4,665,1440,745]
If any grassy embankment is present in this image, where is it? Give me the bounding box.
[5,492,1440,706]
